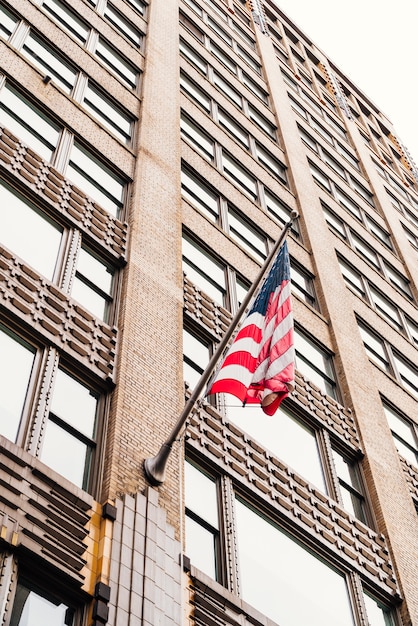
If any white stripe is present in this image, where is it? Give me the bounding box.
[212,363,255,386]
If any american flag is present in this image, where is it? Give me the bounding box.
[206,241,294,416]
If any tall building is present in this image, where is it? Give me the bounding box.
[1,0,418,624]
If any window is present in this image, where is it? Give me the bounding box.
[183,328,210,389]
[226,403,327,493]
[0,3,18,39]
[222,152,257,199]
[358,321,418,397]
[255,143,287,184]
[94,37,138,89]
[41,368,99,489]
[213,72,243,108]
[382,402,418,467]
[10,579,76,626]
[180,73,211,112]
[104,4,142,46]
[332,448,368,524]
[66,141,126,217]
[83,82,133,143]
[181,113,215,160]
[71,247,114,321]
[264,189,296,229]
[294,328,337,399]
[185,460,220,580]
[248,104,276,138]
[358,323,391,373]
[42,0,89,43]
[0,82,61,162]
[234,497,355,626]
[362,590,396,626]
[242,72,268,103]
[22,32,78,94]
[218,108,250,148]
[180,38,208,74]
[227,207,268,262]
[0,180,63,280]
[0,326,36,443]
[290,263,317,308]
[209,41,237,74]
[182,235,226,306]
[181,167,219,222]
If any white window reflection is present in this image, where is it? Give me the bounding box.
[71,247,114,321]
[363,591,395,626]
[0,83,60,162]
[10,582,73,626]
[225,400,326,493]
[0,327,35,443]
[41,369,98,489]
[185,460,219,580]
[0,180,63,280]
[235,498,354,626]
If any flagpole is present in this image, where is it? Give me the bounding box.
[143,210,299,486]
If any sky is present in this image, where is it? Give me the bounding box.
[272,0,418,165]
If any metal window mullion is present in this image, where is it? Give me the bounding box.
[220,474,240,595]
[59,228,81,294]
[51,127,74,173]
[8,20,30,49]
[26,347,59,456]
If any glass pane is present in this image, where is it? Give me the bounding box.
[95,38,137,89]
[218,109,249,147]
[180,74,211,112]
[222,153,257,199]
[0,83,60,161]
[41,420,90,487]
[104,5,141,45]
[227,402,326,492]
[185,516,216,579]
[10,583,72,626]
[22,33,77,94]
[181,115,214,160]
[235,498,355,626]
[183,328,209,388]
[185,461,218,528]
[77,248,113,294]
[0,181,62,280]
[84,83,132,143]
[67,142,125,216]
[181,169,219,221]
[363,591,395,626]
[42,0,89,42]
[50,369,97,437]
[393,354,418,398]
[182,236,225,304]
[0,327,35,442]
[228,209,266,262]
[71,278,107,319]
[0,4,18,39]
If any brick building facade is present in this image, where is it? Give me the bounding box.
[0,0,418,624]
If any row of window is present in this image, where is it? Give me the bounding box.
[182,226,313,312]
[309,157,375,209]
[0,323,102,493]
[358,320,418,399]
[183,0,256,50]
[184,457,395,626]
[181,110,288,188]
[180,45,277,138]
[42,0,143,47]
[2,9,138,145]
[323,204,413,300]
[298,121,359,172]
[1,178,115,321]
[0,80,127,217]
[283,70,347,139]
[1,1,141,89]
[338,256,418,345]
[180,11,265,98]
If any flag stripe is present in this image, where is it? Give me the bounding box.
[207,241,294,415]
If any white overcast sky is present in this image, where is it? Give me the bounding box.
[273,0,418,165]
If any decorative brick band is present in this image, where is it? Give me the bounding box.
[0,437,92,585]
[186,402,400,598]
[0,246,117,383]
[0,126,128,263]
